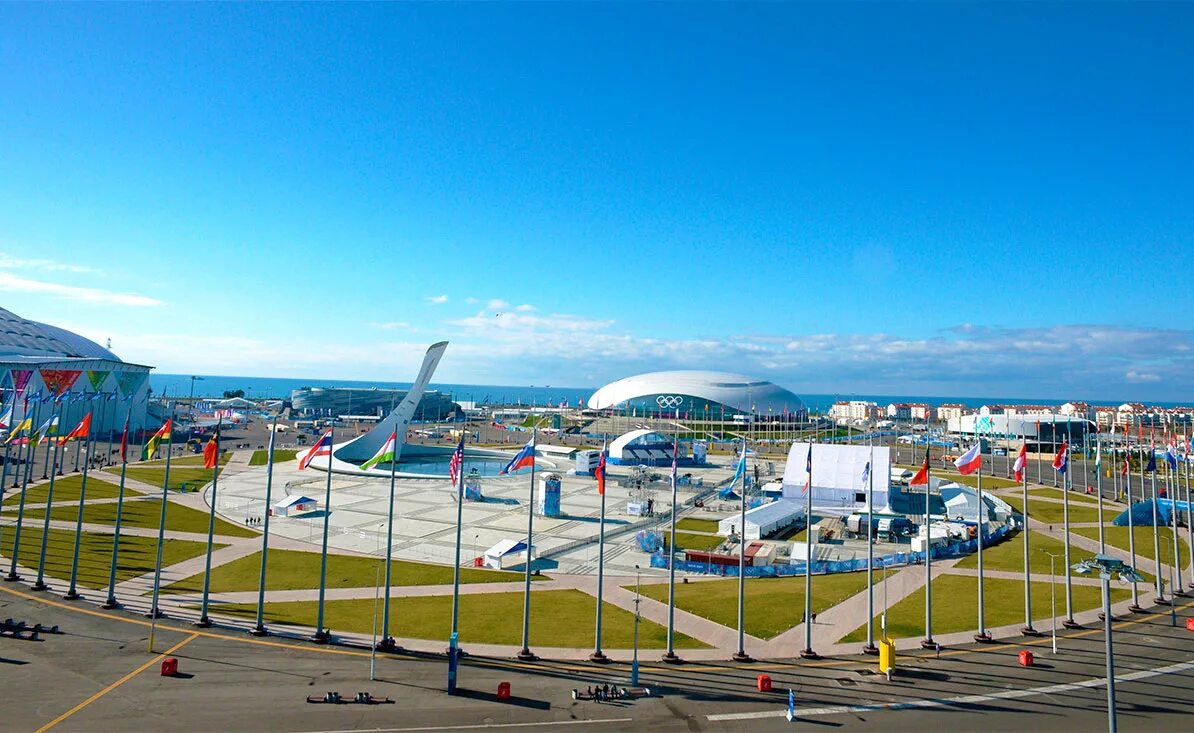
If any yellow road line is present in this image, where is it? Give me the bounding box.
[35,632,199,733]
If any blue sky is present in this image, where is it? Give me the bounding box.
[1,3,1191,402]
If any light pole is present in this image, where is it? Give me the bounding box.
[1042,549,1060,653]
[631,565,641,686]
[1073,555,1145,733]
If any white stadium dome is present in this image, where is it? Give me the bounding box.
[587,370,805,415]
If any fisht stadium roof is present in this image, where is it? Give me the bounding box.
[587,370,805,415]
[0,306,123,362]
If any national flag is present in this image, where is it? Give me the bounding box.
[59,412,92,444]
[1165,439,1179,471]
[5,416,32,444]
[142,419,172,460]
[500,438,536,474]
[1094,436,1103,469]
[733,445,747,482]
[1145,449,1157,473]
[910,447,930,486]
[119,417,129,462]
[953,443,982,475]
[594,442,607,495]
[861,460,871,486]
[361,431,398,471]
[34,415,60,444]
[1052,441,1068,474]
[803,443,813,494]
[202,425,220,469]
[298,429,333,470]
[0,405,11,430]
[449,436,464,489]
[1013,443,1028,482]
[671,436,679,486]
[1121,450,1129,477]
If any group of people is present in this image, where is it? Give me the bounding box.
[243,515,265,526]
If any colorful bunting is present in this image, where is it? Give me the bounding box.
[116,371,148,397]
[40,369,82,396]
[85,370,111,391]
[11,369,33,398]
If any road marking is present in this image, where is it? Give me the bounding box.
[35,632,200,732]
[706,658,1194,721]
[295,718,634,732]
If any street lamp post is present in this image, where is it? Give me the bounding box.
[631,565,641,686]
[1073,554,1145,733]
[1042,549,1060,653]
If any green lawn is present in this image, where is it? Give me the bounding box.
[633,569,892,639]
[2,475,140,507]
[210,589,709,648]
[838,574,1131,642]
[997,494,1117,524]
[1073,526,1189,566]
[954,531,1089,575]
[162,547,537,594]
[897,466,1020,490]
[21,497,256,538]
[117,451,234,491]
[249,449,298,466]
[663,531,727,551]
[0,525,216,590]
[676,517,720,533]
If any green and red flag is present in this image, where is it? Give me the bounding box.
[143,419,172,460]
[360,431,397,471]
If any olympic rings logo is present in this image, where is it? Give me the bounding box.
[656,395,684,409]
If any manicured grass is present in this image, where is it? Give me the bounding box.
[1026,487,1103,503]
[21,497,256,538]
[663,531,727,551]
[997,494,1117,524]
[119,465,221,492]
[162,547,537,594]
[0,525,216,590]
[633,569,892,639]
[249,449,298,466]
[676,517,721,533]
[2,475,140,507]
[838,575,1131,642]
[897,466,1021,490]
[1073,526,1189,566]
[210,589,709,648]
[954,531,1087,575]
[139,452,233,468]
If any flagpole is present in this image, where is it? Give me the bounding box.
[4,395,40,582]
[148,405,176,653]
[733,437,751,662]
[975,454,991,641]
[102,410,132,609]
[1184,431,1193,592]
[862,436,878,655]
[379,428,399,652]
[1149,434,1164,604]
[30,400,65,591]
[64,415,94,600]
[251,414,280,635]
[40,395,58,479]
[1096,433,1105,553]
[196,417,222,626]
[1168,454,1182,600]
[1059,423,1077,628]
[802,441,817,658]
[448,432,466,692]
[312,425,336,643]
[1126,441,1142,613]
[591,439,609,663]
[517,427,538,661]
[921,446,935,649]
[662,426,681,664]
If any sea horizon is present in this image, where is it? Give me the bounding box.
[148,373,1189,411]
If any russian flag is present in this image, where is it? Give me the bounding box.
[299,429,334,470]
[1052,441,1068,474]
[953,443,982,476]
[501,439,536,474]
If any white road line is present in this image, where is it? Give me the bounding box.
[707,658,1194,721]
[297,718,635,733]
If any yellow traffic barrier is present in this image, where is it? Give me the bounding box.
[878,637,896,678]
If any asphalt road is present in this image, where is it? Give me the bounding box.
[3,583,1193,732]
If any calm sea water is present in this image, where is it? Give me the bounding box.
[149,373,1167,411]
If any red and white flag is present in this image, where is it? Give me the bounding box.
[448,436,464,490]
[953,443,982,475]
[1013,443,1028,482]
[299,429,333,470]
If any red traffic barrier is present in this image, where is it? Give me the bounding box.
[497,681,511,700]
[161,657,179,676]
[756,674,772,692]
[1018,650,1034,667]
[1186,618,1194,632]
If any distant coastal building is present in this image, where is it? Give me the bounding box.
[0,306,152,436]
[886,402,935,421]
[290,386,458,421]
[587,370,806,420]
[829,400,879,423]
[936,403,967,422]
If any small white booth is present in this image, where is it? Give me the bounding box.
[273,495,318,517]
[483,539,534,571]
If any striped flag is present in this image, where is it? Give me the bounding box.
[142,419,172,460]
[298,429,332,470]
[595,442,607,495]
[361,431,398,471]
[203,421,221,469]
[449,436,464,490]
[1013,443,1028,481]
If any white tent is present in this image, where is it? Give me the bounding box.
[273,495,317,517]
[483,539,534,570]
[781,442,891,516]
[718,499,805,540]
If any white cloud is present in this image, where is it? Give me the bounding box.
[425,294,449,304]
[1126,369,1161,383]
[486,298,511,311]
[0,253,100,274]
[464,297,479,305]
[515,304,536,312]
[0,271,162,307]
